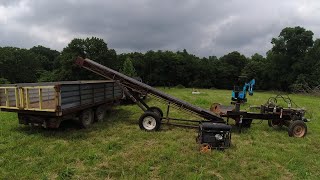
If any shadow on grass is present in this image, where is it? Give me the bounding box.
[120,96,152,105]
[11,108,134,140]
[229,122,290,138]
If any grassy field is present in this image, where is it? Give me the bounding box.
[0,88,320,179]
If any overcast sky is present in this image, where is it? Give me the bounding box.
[1,0,320,57]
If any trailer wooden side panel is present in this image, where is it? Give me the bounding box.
[0,81,123,116]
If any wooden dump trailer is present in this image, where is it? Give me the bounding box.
[0,80,123,128]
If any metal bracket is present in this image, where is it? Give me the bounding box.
[115,81,148,112]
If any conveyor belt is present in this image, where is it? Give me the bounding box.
[76,57,224,122]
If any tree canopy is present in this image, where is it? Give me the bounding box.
[121,57,137,77]
[0,26,320,92]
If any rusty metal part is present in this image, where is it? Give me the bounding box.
[200,143,211,153]
[210,103,234,115]
[293,125,306,137]
[210,103,221,114]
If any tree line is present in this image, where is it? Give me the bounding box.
[0,26,319,92]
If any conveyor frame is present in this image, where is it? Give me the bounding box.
[75,57,225,127]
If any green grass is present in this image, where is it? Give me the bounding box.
[1,88,320,179]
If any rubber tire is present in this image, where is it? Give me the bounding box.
[95,105,107,122]
[139,112,161,131]
[147,106,163,118]
[288,120,307,137]
[80,109,94,128]
[268,119,283,128]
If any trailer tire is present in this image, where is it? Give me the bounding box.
[139,112,161,131]
[95,105,107,122]
[147,106,163,118]
[80,109,94,128]
[18,113,28,125]
[268,119,283,128]
[288,120,307,137]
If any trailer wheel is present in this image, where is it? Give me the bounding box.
[95,105,107,122]
[268,119,283,128]
[288,120,307,137]
[139,112,161,131]
[147,106,163,118]
[80,109,94,128]
[18,113,28,125]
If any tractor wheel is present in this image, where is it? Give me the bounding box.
[268,119,283,128]
[95,104,107,122]
[80,109,94,128]
[139,112,161,131]
[147,106,163,118]
[288,120,307,137]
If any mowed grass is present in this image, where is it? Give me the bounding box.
[1,88,320,179]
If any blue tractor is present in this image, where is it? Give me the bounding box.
[231,77,255,103]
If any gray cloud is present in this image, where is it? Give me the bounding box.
[1,0,320,57]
